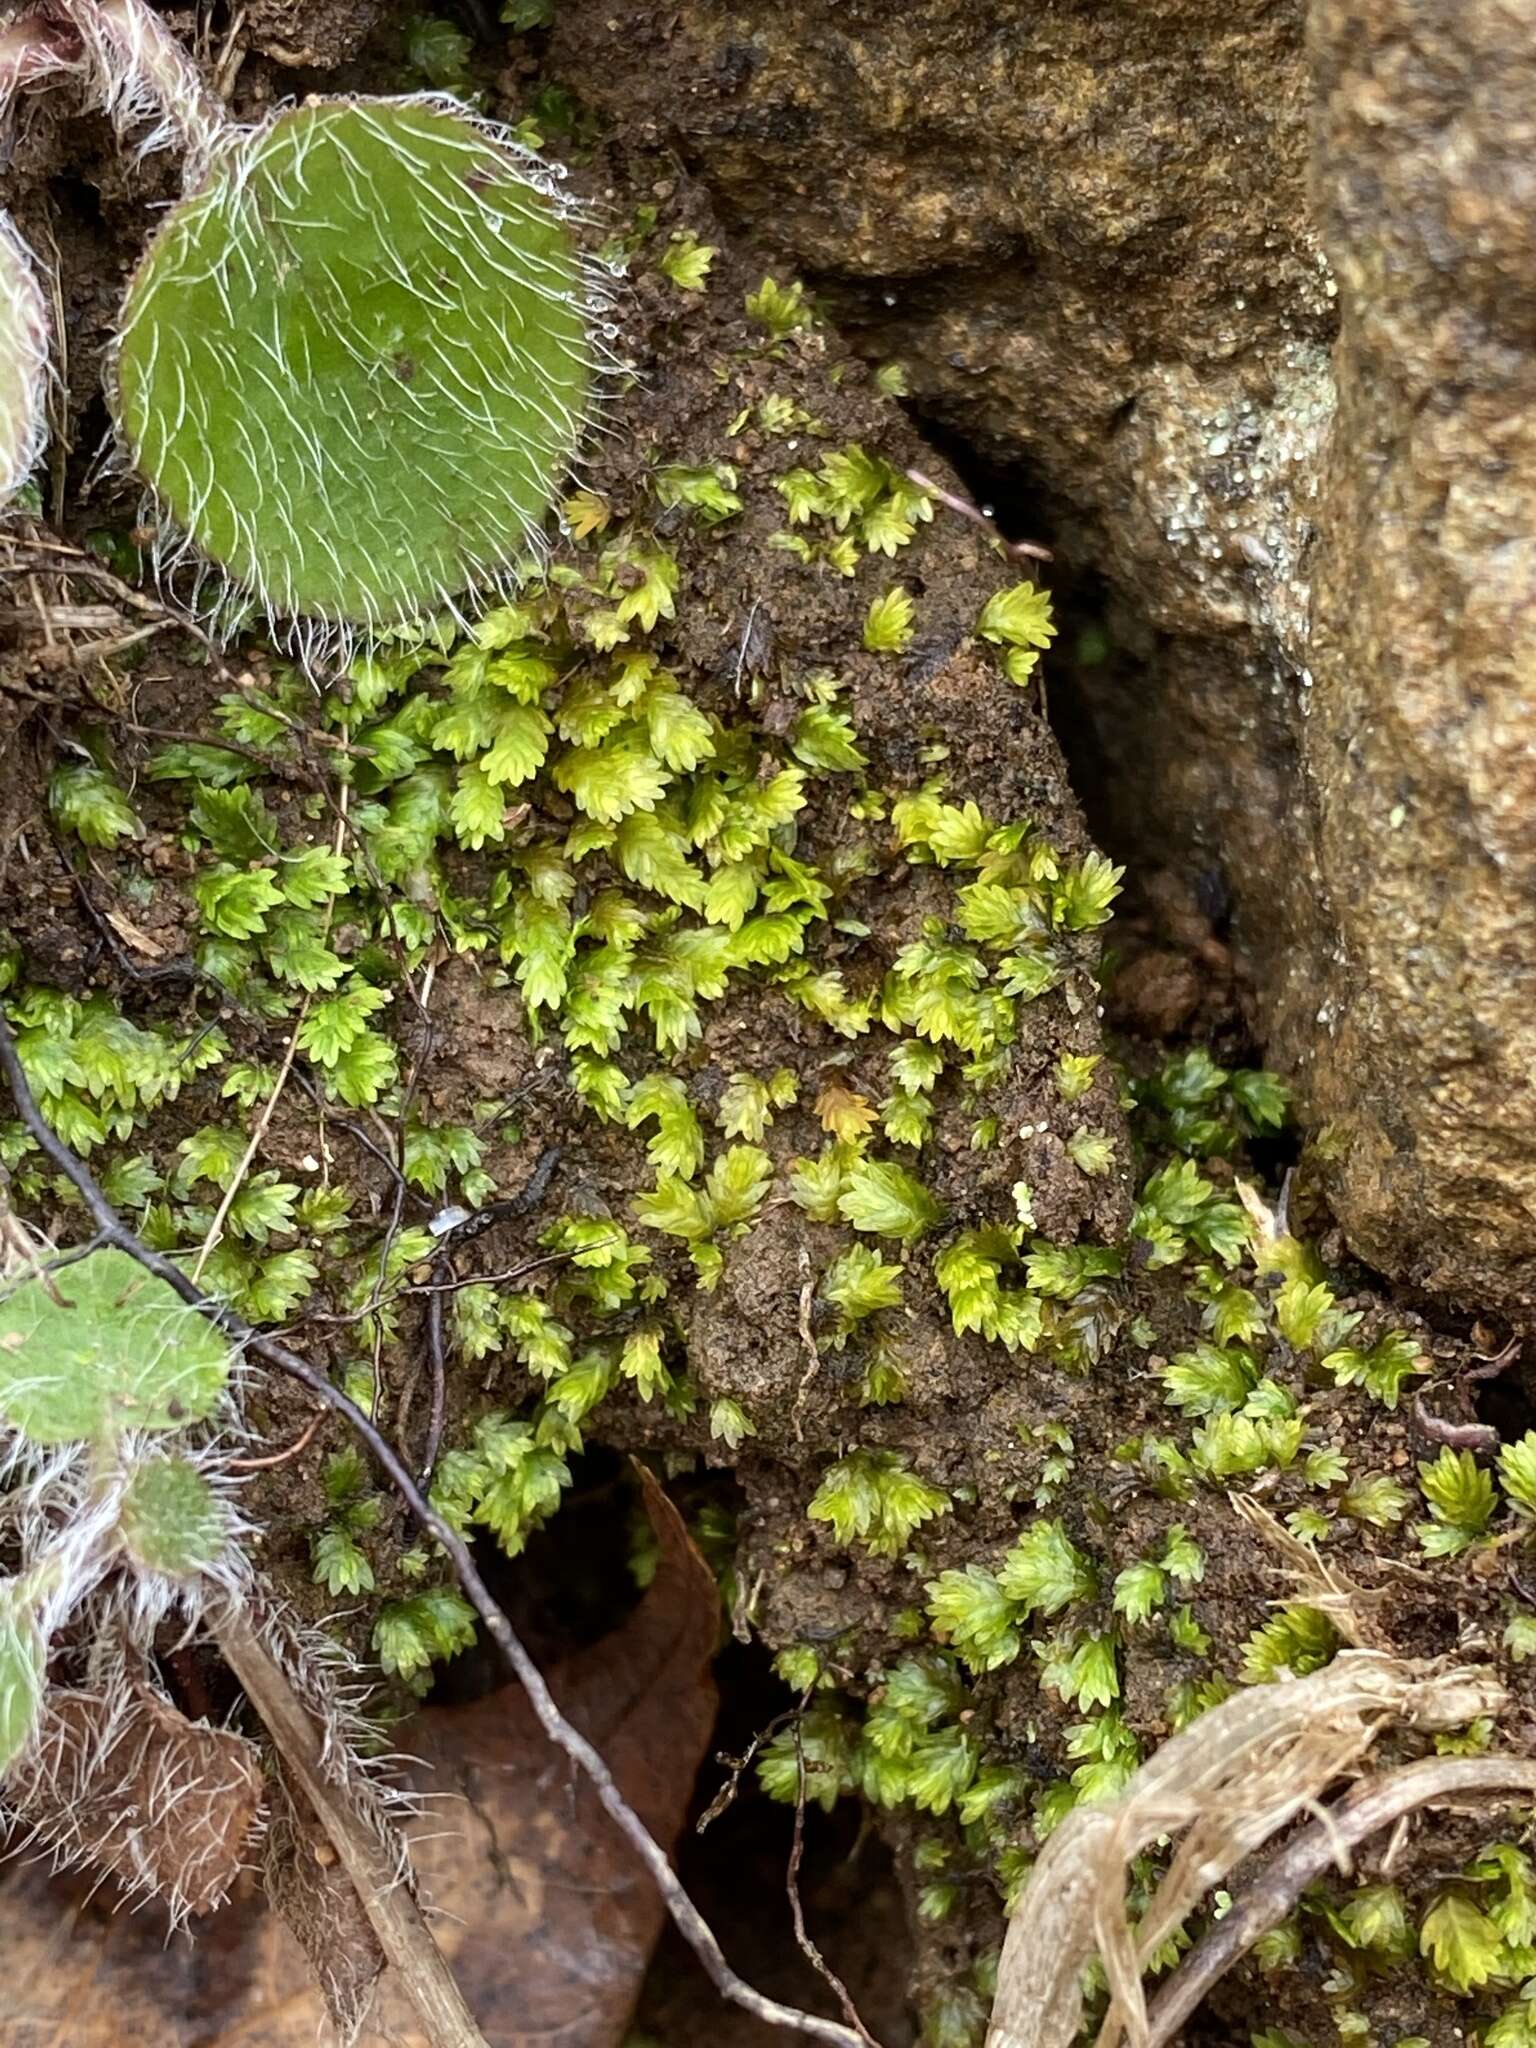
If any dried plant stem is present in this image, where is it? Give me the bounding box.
[215,1610,487,2048]
[191,999,308,1282]
[221,1406,324,1472]
[788,1701,879,2046]
[1145,1756,1536,2048]
[0,1010,870,2048]
[985,1654,1507,2048]
[0,11,79,106]
[64,0,229,166]
[903,467,1052,563]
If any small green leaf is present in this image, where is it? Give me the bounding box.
[118,1453,227,1576]
[745,275,811,339]
[837,1159,943,1242]
[313,1523,375,1596]
[997,1519,1097,1615]
[1502,1431,1536,1516]
[863,586,915,654]
[0,1249,230,1442]
[659,232,716,292]
[1421,1892,1504,1993]
[190,783,279,861]
[977,582,1056,668]
[49,761,143,848]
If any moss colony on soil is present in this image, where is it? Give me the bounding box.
[7,116,1536,2048]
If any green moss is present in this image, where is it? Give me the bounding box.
[7,182,1517,2045]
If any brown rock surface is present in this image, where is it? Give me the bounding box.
[553,0,1536,1312]
[551,0,1333,1032]
[1297,0,1536,1307]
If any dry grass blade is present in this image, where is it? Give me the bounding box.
[263,1763,386,2042]
[984,1652,1507,2048]
[1228,1490,1385,1645]
[1145,1754,1536,2047]
[216,1610,490,2048]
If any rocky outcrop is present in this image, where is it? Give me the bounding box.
[1299,0,1536,1307]
[552,0,1332,1014]
[555,0,1536,1314]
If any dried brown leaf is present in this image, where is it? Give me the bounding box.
[373,1461,721,2044]
[6,1686,263,1921]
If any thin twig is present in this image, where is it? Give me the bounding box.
[287,1065,427,1206]
[286,1251,569,1338]
[0,1012,869,2048]
[117,717,322,778]
[214,1609,489,2048]
[420,1253,448,1489]
[1412,1391,1499,1454]
[789,1704,878,2047]
[222,1407,325,1473]
[49,832,204,989]
[1466,1335,1522,1382]
[402,1152,564,1486]
[191,1001,308,1282]
[697,1707,801,1835]
[1,541,369,761]
[1144,1756,1536,2048]
[903,468,1053,563]
[402,1250,572,1298]
[791,1247,820,1444]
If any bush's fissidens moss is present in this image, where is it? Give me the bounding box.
[112,96,604,649]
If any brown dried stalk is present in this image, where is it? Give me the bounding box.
[984,1652,1506,2048]
[1145,1754,1536,2047]
[215,1610,490,2048]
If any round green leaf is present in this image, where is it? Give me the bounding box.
[0,1596,44,1772]
[113,99,596,631]
[0,1249,231,1443]
[118,1454,228,1577]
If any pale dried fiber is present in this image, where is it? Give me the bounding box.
[0,212,49,509]
[984,1652,1507,2048]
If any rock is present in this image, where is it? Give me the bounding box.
[549,0,1330,1032]
[1108,949,1203,1041]
[1294,0,1536,1309]
[551,0,1536,1312]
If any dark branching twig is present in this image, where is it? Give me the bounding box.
[48,826,205,990]
[697,1705,801,1835]
[1145,1756,1536,2048]
[431,1148,563,1253]
[287,1063,425,1205]
[421,1256,449,1489]
[405,1147,563,1488]
[789,1702,879,2047]
[0,1012,868,2048]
